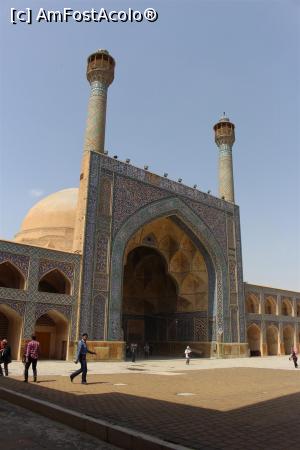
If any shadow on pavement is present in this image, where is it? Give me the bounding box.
[1,376,300,449]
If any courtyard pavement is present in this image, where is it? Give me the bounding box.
[0,398,119,450]
[1,356,300,449]
[4,354,299,376]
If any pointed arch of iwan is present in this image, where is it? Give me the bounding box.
[108,197,230,342]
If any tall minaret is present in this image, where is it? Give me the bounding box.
[83,49,115,153]
[213,114,236,203]
[73,50,115,252]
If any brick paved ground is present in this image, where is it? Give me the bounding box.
[1,368,300,449]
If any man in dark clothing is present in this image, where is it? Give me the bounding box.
[131,343,138,362]
[70,333,96,384]
[24,335,40,382]
[144,343,150,360]
[0,339,12,376]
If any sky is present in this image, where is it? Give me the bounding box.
[0,0,299,291]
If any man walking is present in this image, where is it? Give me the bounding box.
[24,335,40,382]
[70,333,96,384]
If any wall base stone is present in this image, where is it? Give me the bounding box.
[68,341,125,361]
[218,343,249,358]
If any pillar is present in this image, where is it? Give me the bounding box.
[261,321,267,356]
[279,322,284,355]
[276,294,281,316]
[259,290,264,315]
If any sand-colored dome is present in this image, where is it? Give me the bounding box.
[15,188,78,252]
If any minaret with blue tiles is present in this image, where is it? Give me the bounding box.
[213,114,236,203]
[83,49,115,154]
[73,50,115,253]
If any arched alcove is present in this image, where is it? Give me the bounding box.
[0,304,22,359]
[35,310,69,359]
[283,325,294,355]
[0,262,25,289]
[123,246,178,344]
[247,324,261,356]
[281,299,292,316]
[246,294,259,314]
[38,269,71,294]
[264,297,276,315]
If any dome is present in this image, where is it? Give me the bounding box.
[15,188,78,252]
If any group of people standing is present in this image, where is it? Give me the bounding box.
[125,342,193,364]
[125,342,151,362]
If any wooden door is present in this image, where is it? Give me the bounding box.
[35,332,51,359]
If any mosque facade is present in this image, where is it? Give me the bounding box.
[0,50,299,361]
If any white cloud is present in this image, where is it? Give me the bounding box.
[29,189,44,198]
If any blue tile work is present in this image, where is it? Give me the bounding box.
[234,206,246,342]
[0,240,80,340]
[78,152,101,336]
[112,175,169,237]
[0,299,25,316]
[90,172,114,339]
[100,155,234,213]
[87,171,113,339]
[35,303,72,321]
[184,199,228,259]
[38,259,75,282]
[108,197,229,342]
[73,152,244,345]
[0,251,29,279]
[92,294,106,340]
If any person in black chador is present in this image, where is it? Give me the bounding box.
[130,343,138,362]
[289,349,298,368]
[144,343,150,360]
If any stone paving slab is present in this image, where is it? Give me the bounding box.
[1,367,300,449]
[0,398,119,450]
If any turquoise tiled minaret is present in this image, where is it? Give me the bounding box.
[83,49,115,154]
[73,50,115,253]
[213,114,236,203]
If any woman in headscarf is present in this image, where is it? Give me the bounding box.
[289,348,298,369]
